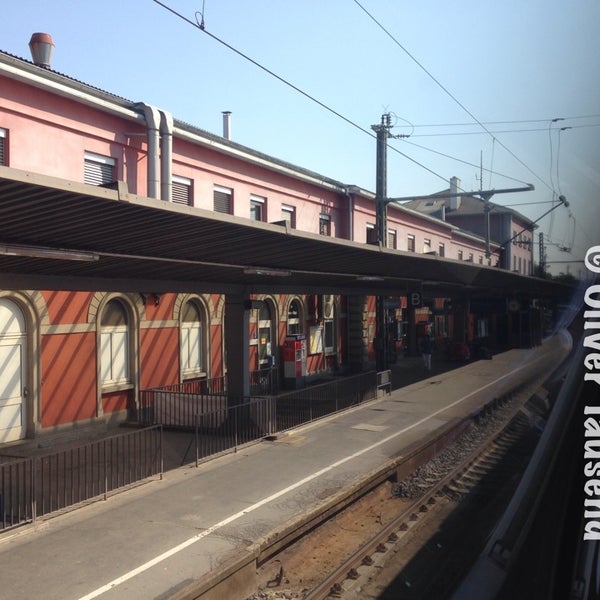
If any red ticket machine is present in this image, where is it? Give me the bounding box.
[283,335,307,389]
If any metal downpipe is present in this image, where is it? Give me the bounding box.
[159,110,173,202]
[136,103,161,199]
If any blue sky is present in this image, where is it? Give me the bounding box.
[4,0,599,276]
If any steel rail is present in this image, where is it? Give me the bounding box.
[303,396,531,600]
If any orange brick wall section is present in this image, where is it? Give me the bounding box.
[102,390,130,415]
[41,332,97,426]
[44,290,95,323]
[140,326,179,389]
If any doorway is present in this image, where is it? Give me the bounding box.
[0,299,27,443]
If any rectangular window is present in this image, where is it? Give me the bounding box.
[250,195,266,221]
[172,175,193,206]
[407,234,415,252]
[181,323,202,373]
[438,242,445,257]
[477,318,489,338]
[423,238,432,253]
[319,214,331,236]
[324,319,335,354]
[458,250,463,261]
[366,224,377,244]
[281,204,296,228]
[387,229,397,249]
[0,128,6,166]
[479,256,483,264]
[84,151,115,186]
[468,253,474,262]
[100,329,129,384]
[213,185,233,214]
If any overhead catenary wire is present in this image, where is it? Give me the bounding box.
[351,0,556,195]
[151,0,576,239]
[397,115,600,129]
[150,0,458,185]
[406,122,600,137]
[400,138,531,186]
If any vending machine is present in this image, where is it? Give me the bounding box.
[283,335,307,389]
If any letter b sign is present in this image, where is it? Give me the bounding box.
[409,292,422,307]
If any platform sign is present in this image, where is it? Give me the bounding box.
[408,292,422,308]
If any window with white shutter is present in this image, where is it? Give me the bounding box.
[213,185,232,214]
[281,205,296,229]
[0,129,6,166]
[84,151,115,186]
[172,175,192,206]
[250,195,266,221]
[100,299,130,386]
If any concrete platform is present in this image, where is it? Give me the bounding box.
[0,332,571,600]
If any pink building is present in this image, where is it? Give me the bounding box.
[0,37,535,444]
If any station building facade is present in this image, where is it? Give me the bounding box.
[0,40,534,443]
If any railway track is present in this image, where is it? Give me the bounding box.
[248,397,543,600]
[309,409,538,600]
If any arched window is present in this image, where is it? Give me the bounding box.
[287,299,302,336]
[181,300,205,377]
[100,299,130,385]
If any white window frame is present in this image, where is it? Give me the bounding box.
[172,175,193,206]
[213,184,233,214]
[100,325,130,386]
[0,128,6,166]
[324,319,335,355]
[387,229,397,249]
[281,204,296,228]
[319,213,331,236]
[181,322,203,377]
[366,223,376,244]
[84,151,115,186]
[250,194,266,221]
[287,299,303,336]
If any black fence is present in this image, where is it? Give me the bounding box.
[140,371,278,428]
[0,425,162,532]
[195,396,275,464]
[250,367,279,396]
[274,371,377,432]
[194,371,378,463]
[1,371,380,532]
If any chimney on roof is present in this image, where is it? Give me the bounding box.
[449,176,461,210]
[29,32,55,68]
[222,111,231,140]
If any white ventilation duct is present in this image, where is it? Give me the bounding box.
[29,33,54,68]
[450,176,461,210]
[222,111,231,140]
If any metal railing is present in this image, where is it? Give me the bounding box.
[140,371,280,428]
[194,371,378,463]
[250,367,279,395]
[139,375,227,429]
[195,396,275,464]
[274,371,377,432]
[0,426,162,532]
